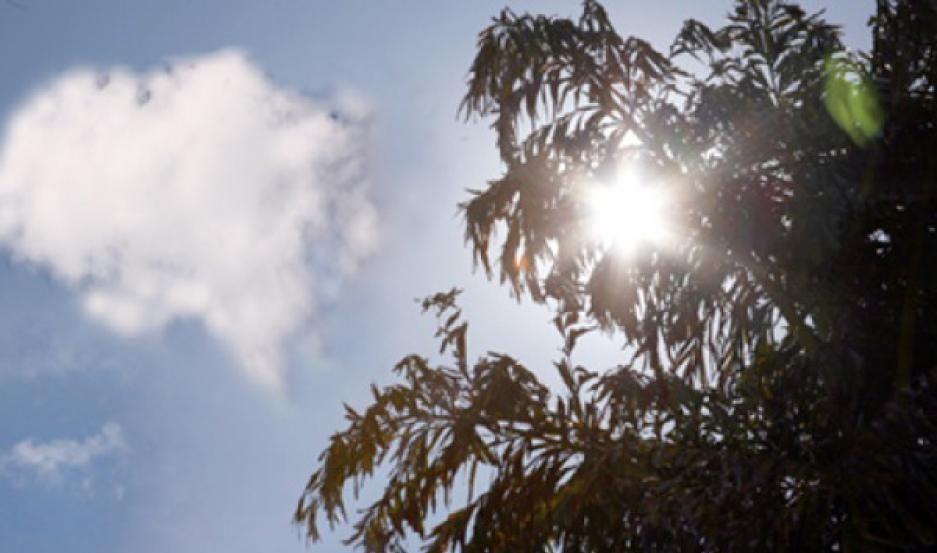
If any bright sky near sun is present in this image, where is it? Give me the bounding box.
[0,1,870,551]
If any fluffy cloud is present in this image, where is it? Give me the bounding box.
[0,50,376,389]
[1,422,126,485]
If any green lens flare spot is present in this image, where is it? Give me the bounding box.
[824,56,884,147]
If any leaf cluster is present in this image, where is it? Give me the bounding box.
[297,1,937,550]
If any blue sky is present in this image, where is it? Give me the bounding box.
[0,1,870,551]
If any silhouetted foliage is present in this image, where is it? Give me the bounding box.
[297,1,937,550]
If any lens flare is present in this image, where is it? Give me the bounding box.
[585,166,668,254]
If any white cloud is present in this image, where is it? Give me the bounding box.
[1,422,126,484]
[0,50,377,389]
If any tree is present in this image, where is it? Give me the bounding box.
[296,1,937,550]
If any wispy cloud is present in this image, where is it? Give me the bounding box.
[0,50,377,389]
[1,422,126,485]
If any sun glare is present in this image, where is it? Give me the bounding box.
[585,166,668,254]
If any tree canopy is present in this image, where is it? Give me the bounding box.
[296,1,937,550]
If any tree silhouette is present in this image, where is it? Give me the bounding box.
[297,1,937,550]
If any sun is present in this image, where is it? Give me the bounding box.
[584,166,668,254]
